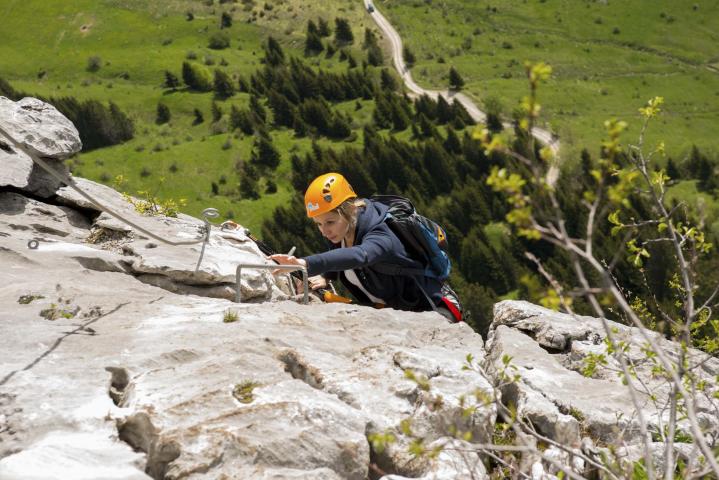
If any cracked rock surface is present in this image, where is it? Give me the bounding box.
[1,97,495,479]
[0,96,80,197]
[0,192,491,479]
[485,301,719,451]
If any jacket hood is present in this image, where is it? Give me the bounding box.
[354,199,388,243]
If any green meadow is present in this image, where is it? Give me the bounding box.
[0,0,379,231]
[381,0,719,162]
[1,0,717,232]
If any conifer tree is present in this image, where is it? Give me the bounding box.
[448,66,465,90]
[251,132,281,170]
[422,140,455,193]
[334,18,354,44]
[418,112,438,138]
[264,36,285,66]
[443,127,462,154]
[363,28,377,49]
[293,115,308,138]
[267,90,296,128]
[250,95,267,123]
[265,179,277,194]
[666,157,680,180]
[452,100,474,126]
[380,69,398,91]
[300,98,331,134]
[367,43,383,66]
[305,30,324,55]
[307,20,319,36]
[483,96,504,133]
[181,62,197,89]
[220,11,232,29]
[329,115,352,139]
[697,156,715,192]
[213,69,234,98]
[686,145,704,178]
[402,45,416,68]
[414,94,437,120]
[211,101,222,122]
[372,97,392,130]
[163,71,180,90]
[325,43,336,58]
[193,108,204,125]
[156,102,171,125]
[237,76,250,93]
[318,17,331,37]
[436,95,453,124]
[239,166,260,200]
[390,100,410,132]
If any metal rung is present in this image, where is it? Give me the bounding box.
[235,263,308,304]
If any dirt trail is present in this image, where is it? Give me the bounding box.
[364,0,561,167]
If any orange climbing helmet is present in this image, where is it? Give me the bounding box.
[304,173,357,218]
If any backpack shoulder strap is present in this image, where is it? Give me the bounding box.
[371,262,426,277]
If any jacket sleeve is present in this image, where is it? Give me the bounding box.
[303,225,398,277]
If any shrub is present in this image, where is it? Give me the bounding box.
[86,56,101,72]
[209,32,230,49]
[182,62,213,91]
[156,103,171,124]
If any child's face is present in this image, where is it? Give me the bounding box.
[313,210,350,244]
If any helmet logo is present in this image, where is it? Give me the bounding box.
[307,202,320,212]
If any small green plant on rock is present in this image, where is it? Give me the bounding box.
[222,309,238,323]
[18,294,44,305]
[232,380,260,403]
[40,302,79,321]
[114,175,187,218]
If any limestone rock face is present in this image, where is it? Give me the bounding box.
[0,96,80,197]
[486,300,719,465]
[1,146,493,479]
[0,186,493,479]
[0,97,81,159]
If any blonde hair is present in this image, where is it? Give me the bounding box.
[334,198,366,229]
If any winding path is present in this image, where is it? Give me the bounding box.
[364,0,561,160]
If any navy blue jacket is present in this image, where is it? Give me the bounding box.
[303,199,443,311]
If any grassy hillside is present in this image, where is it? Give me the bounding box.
[0,0,380,231]
[380,0,719,162]
[2,0,717,233]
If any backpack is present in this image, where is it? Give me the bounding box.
[370,195,451,281]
